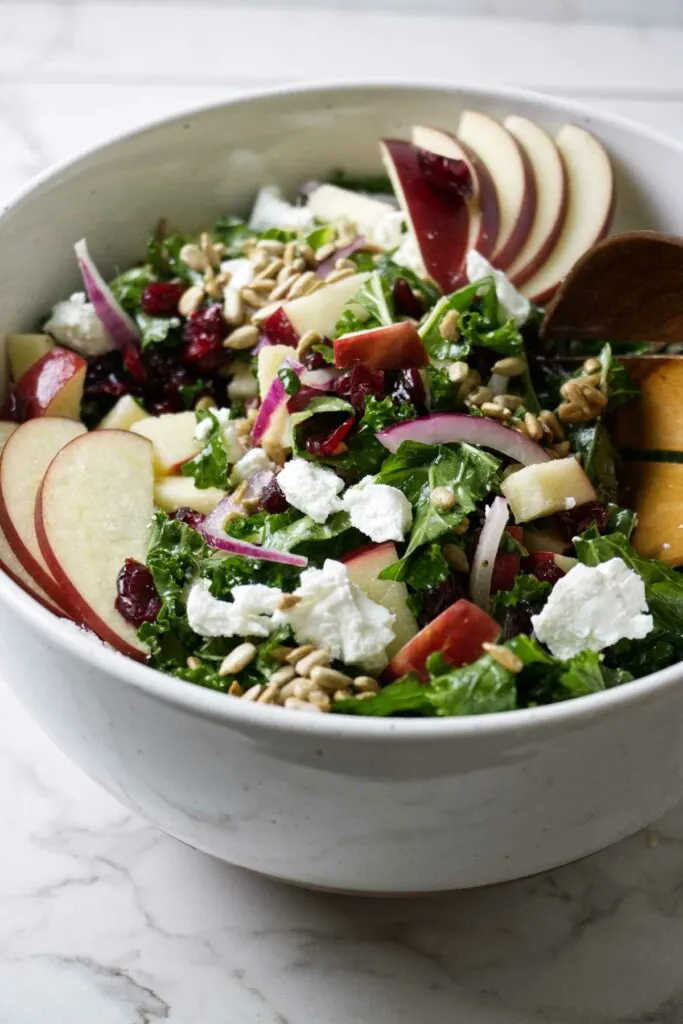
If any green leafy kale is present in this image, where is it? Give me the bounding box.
[306,224,336,251]
[109,266,157,312]
[328,169,393,194]
[334,271,393,336]
[379,542,451,590]
[147,232,197,284]
[490,572,551,624]
[278,366,302,397]
[597,343,640,413]
[136,311,182,350]
[227,506,363,566]
[181,409,229,490]
[425,365,459,412]
[569,421,618,503]
[373,254,441,310]
[212,216,255,256]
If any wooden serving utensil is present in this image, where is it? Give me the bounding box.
[541,231,683,345]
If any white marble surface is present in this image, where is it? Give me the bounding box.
[2,4,683,1021]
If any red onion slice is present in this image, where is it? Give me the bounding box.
[251,359,304,443]
[74,238,140,349]
[315,237,366,278]
[201,526,308,567]
[202,471,274,534]
[470,497,509,612]
[377,413,550,466]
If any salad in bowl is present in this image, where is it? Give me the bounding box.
[0,108,676,720]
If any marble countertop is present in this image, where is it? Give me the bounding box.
[3,4,683,1021]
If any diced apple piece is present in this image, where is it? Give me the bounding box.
[503,116,568,287]
[131,411,201,476]
[521,124,615,305]
[334,321,428,370]
[0,417,86,610]
[380,138,470,292]
[97,395,149,431]
[11,346,87,420]
[343,542,418,659]
[260,273,370,339]
[307,184,394,235]
[554,554,578,573]
[620,461,683,567]
[154,475,226,516]
[388,598,500,682]
[6,333,54,383]
[257,344,295,399]
[411,125,499,260]
[457,110,536,271]
[501,456,596,523]
[611,356,683,454]
[36,430,154,659]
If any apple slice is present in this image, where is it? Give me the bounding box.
[0,417,86,609]
[457,110,536,271]
[154,475,226,515]
[131,411,201,476]
[501,456,596,523]
[11,346,87,420]
[306,184,395,235]
[343,542,418,658]
[36,430,154,659]
[97,395,149,431]
[520,124,615,305]
[334,321,428,370]
[503,116,568,287]
[387,598,500,682]
[258,273,370,339]
[380,138,471,292]
[257,344,296,399]
[411,125,499,260]
[6,333,55,383]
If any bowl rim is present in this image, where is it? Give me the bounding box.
[2,77,682,741]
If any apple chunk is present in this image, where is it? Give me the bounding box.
[501,457,596,523]
[6,333,55,383]
[154,475,226,515]
[11,346,87,421]
[520,124,615,305]
[458,110,536,271]
[0,417,86,609]
[131,410,201,476]
[334,321,428,370]
[503,116,568,287]
[388,598,500,682]
[380,138,471,292]
[306,184,395,236]
[97,395,149,431]
[260,273,370,339]
[343,542,418,658]
[36,430,154,659]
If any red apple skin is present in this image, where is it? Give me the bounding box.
[493,140,537,272]
[11,347,87,421]
[490,525,523,593]
[380,138,471,293]
[387,598,501,682]
[334,321,429,370]
[35,480,146,662]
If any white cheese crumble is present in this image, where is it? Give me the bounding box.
[393,232,427,277]
[274,559,395,671]
[194,406,230,441]
[370,209,406,251]
[466,250,531,326]
[187,579,282,639]
[531,557,654,660]
[277,458,344,524]
[44,291,114,357]
[232,447,273,483]
[219,257,254,292]
[342,476,413,543]
[249,186,316,233]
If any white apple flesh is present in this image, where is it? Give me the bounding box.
[411,124,499,261]
[343,542,418,659]
[501,456,596,523]
[0,417,86,610]
[457,110,536,271]
[306,184,395,236]
[503,116,568,287]
[6,333,54,383]
[11,346,87,420]
[259,273,369,339]
[97,394,149,431]
[36,429,154,659]
[520,124,615,305]
[131,410,201,476]
[154,476,226,515]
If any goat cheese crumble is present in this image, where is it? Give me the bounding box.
[531,557,654,660]
[370,209,406,251]
[219,257,254,292]
[466,250,531,326]
[44,291,113,357]
[187,579,282,639]
[277,458,344,523]
[274,559,395,671]
[342,476,413,543]
[249,186,316,233]
[231,447,273,483]
[393,232,427,277]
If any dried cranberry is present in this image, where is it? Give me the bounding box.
[502,604,535,642]
[141,281,185,317]
[122,343,147,382]
[259,475,289,514]
[416,147,473,198]
[334,361,385,412]
[417,573,467,628]
[558,501,609,540]
[302,349,327,371]
[392,278,425,319]
[181,305,228,369]
[169,507,205,530]
[305,416,355,457]
[528,558,565,585]
[389,368,426,411]
[115,558,161,627]
[262,307,299,348]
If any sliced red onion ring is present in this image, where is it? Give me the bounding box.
[470,497,509,612]
[74,238,140,349]
[251,359,304,443]
[315,237,366,278]
[202,471,274,534]
[201,527,307,567]
[377,413,550,466]
[300,367,341,389]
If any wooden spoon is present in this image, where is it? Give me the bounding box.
[541,231,683,345]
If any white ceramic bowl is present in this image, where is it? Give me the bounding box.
[2,83,683,894]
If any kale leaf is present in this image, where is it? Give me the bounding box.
[334,271,393,336]
[181,409,229,490]
[328,169,393,195]
[109,266,157,313]
[569,421,618,503]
